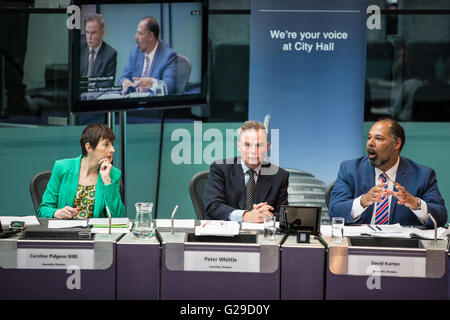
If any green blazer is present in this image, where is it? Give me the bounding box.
[37,155,125,218]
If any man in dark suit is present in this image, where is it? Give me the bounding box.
[119,16,177,95]
[80,14,117,88]
[329,118,447,227]
[204,121,289,222]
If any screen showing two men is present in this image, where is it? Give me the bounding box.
[79,2,203,102]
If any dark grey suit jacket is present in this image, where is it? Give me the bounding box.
[204,157,289,220]
[80,41,117,88]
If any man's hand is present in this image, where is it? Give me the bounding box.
[121,78,134,94]
[386,181,419,210]
[132,77,153,90]
[242,202,274,223]
[360,182,388,208]
[53,206,79,219]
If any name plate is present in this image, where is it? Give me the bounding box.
[184,251,260,273]
[348,255,426,278]
[17,248,94,269]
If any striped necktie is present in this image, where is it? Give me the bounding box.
[142,54,150,78]
[375,173,389,225]
[245,169,256,211]
[87,49,95,77]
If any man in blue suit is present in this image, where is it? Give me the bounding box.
[204,121,289,222]
[330,118,447,227]
[119,16,177,95]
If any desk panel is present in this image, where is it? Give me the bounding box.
[116,233,160,300]
[281,236,325,300]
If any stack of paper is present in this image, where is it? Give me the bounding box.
[88,218,132,234]
[48,220,88,229]
[195,221,240,236]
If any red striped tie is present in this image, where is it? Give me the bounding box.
[375,173,389,225]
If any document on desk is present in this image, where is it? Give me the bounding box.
[156,219,195,229]
[48,220,88,229]
[88,218,129,227]
[195,221,240,236]
[0,216,40,226]
[241,221,281,230]
[405,226,447,240]
[88,218,131,233]
[241,222,264,230]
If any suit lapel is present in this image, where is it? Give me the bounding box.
[364,158,376,192]
[92,43,104,75]
[256,168,272,203]
[93,174,104,218]
[136,51,145,78]
[362,158,376,223]
[390,157,407,223]
[231,161,245,210]
[63,156,81,208]
[81,47,89,76]
[149,41,162,76]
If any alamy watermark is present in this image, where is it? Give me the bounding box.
[66,5,382,30]
[170,121,280,174]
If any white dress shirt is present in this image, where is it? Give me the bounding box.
[351,157,428,224]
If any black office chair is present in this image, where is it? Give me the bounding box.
[175,54,191,94]
[324,181,335,210]
[30,171,52,212]
[189,170,209,220]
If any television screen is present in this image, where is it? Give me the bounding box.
[70,0,207,113]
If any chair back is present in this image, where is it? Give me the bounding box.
[175,54,191,94]
[189,170,209,220]
[30,171,52,212]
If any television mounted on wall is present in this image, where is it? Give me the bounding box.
[69,0,208,113]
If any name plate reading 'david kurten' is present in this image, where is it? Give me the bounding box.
[184,251,260,273]
[348,255,426,278]
[17,248,94,269]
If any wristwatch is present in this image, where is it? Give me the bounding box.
[416,198,422,210]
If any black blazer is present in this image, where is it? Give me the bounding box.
[80,41,117,87]
[204,157,289,220]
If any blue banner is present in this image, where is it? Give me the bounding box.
[249,0,367,184]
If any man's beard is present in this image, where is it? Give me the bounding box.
[368,141,394,168]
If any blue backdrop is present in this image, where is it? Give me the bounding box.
[249,0,367,184]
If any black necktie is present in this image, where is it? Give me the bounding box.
[245,169,256,211]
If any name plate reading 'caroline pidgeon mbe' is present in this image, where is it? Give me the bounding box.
[184,251,260,273]
[17,248,94,269]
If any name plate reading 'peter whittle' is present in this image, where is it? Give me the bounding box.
[184,251,260,273]
[348,255,426,278]
[17,249,94,269]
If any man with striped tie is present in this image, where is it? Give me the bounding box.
[329,118,447,227]
[120,16,177,95]
[204,121,289,222]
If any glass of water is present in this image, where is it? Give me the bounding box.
[133,202,154,239]
[331,217,345,243]
[264,215,276,241]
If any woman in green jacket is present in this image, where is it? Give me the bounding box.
[38,123,125,219]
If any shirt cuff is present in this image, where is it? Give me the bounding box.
[352,195,369,220]
[229,209,246,222]
[410,199,428,224]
